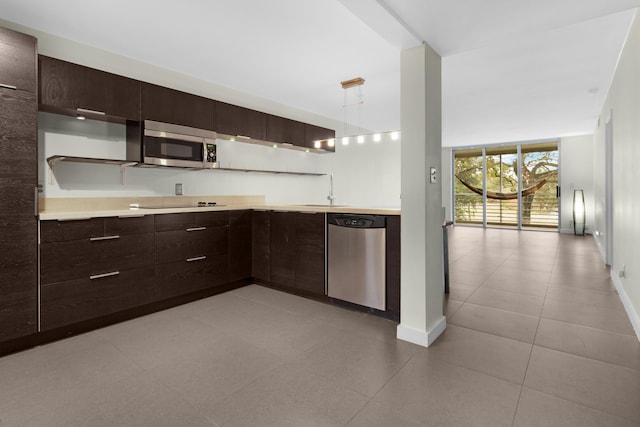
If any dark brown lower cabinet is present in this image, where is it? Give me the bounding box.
[269,211,297,288]
[31,209,396,350]
[39,216,156,331]
[252,210,270,282]
[254,211,325,297]
[295,212,325,295]
[154,212,230,300]
[229,210,252,282]
[386,216,401,319]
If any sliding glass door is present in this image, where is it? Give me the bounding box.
[520,142,559,229]
[454,141,559,230]
[485,146,519,227]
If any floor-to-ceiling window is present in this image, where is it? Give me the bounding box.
[454,141,559,230]
[453,148,484,226]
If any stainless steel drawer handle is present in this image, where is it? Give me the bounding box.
[90,271,120,280]
[76,107,106,116]
[186,256,207,262]
[186,227,206,232]
[89,235,120,241]
[0,83,18,90]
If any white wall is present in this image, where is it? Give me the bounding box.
[593,11,640,339]
[559,135,595,234]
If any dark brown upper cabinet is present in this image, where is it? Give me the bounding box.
[215,102,267,140]
[266,115,305,147]
[141,82,215,131]
[38,55,140,122]
[304,123,336,152]
[0,27,37,93]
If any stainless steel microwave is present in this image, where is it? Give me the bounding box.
[127,120,218,169]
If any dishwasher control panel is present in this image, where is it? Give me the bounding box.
[327,214,386,229]
[344,218,368,227]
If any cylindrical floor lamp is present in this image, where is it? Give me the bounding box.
[573,190,586,235]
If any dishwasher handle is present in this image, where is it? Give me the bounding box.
[327,213,386,228]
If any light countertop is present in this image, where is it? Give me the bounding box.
[38,197,400,220]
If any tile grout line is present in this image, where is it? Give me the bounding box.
[508,236,559,427]
[448,251,514,310]
[341,348,420,426]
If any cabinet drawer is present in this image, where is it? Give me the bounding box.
[40,266,157,330]
[104,215,154,235]
[156,256,228,300]
[97,267,157,316]
[154,213,196,232]
[41,218,104,243]
[195,211,228,228]
[40,276,98,330]
[40,233,155,284]
[41,216,153,243]
[155,227,228,264]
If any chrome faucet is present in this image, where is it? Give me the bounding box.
[327,173,336,206]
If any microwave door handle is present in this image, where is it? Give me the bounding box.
[203,140,207,167]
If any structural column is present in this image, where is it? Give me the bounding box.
[397,42,445,347]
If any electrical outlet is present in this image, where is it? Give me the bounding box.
[430,167,437,184]
[619,265,626,278]
[175,183,183,195]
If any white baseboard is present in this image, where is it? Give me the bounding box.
[397,316,446,347]
[593,234,607,263]
[611,271,640,342]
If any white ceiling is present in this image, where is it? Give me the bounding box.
[1,0,639,147]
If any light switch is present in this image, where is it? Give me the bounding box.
[430,167,437,184]
[175,183,183,195]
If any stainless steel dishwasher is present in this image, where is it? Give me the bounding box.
[327,214,386,311]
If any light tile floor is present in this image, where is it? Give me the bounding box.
[1,227,638,426]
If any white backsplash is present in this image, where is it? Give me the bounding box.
[39,112,401,208]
